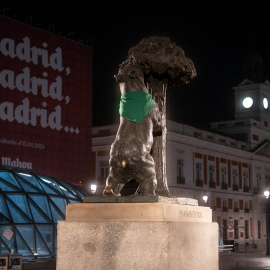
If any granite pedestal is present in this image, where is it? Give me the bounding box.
[57,196,218,270]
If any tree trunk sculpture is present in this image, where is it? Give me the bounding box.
[127,36,197,197]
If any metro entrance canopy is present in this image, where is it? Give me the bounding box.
[0,166,90,259]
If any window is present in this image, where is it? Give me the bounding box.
[239,200,243,210]
[195,162,203,187]
[234,201,239,212]
[234,220,239,239]
[258,220,261,239]
[266,175,270,187]
[216,197,221,209]
[221,167,227,189]
[256,173,261,188]
[209,164,216,188]
[245,202,249,213]
[177,159,185,184]
[243,171,249,192]
[209,164,215,181]
[222,219,227,240]
[222,200,228,212]
[252,134,259,141]
[232,168,238,191]
[245,220,249,239]
[99,160,109,184]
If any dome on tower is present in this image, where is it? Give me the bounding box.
[244,48,263,63]
[242,41,264,83]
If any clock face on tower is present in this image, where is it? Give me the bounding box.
[263,97,268,109]
[243,97,253,108]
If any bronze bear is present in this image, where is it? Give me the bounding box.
[102,63,162,196]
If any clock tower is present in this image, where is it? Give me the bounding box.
[234,46,270,122]
[211,44,270,149]
[234,79,270,122]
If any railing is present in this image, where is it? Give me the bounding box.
[234,242,257,252]
[243,186,249,192]
[177,177,185,184]
[234,207,239,212]
[196,179,203,187]
[221,183,228,190]
[209,181,216,188]
[253,187,262,194]
[222,206,228,212]
[233,184,238,191]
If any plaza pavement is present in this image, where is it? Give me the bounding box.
[220,251,270,269]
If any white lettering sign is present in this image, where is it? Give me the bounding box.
[1,157,33,169]
[0,35,78,134]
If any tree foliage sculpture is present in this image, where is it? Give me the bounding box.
[125,36,197,197]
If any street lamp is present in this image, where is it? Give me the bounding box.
[264,189,270,255]
[90,184,97,194]
[202,193,208,204]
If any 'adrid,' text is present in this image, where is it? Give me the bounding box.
[0,36,73,132]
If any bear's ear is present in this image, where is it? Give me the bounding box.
[128,69,137,79]
[114,74,123,82]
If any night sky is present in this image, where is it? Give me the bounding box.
[1,1,270,129]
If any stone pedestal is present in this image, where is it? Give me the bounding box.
[57,198,218,270]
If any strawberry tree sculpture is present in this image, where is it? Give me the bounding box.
[126,36,197,197]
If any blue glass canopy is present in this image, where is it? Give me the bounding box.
[0,166,90,259]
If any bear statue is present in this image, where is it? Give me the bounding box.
[102,62,162,196]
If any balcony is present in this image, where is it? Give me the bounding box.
[209,181,216,188]
[221,183,228,190]
[254,187,262,194]
[97,178,106,185]
[177,177,185,184]
[196,179,203,187]
[245,208,250,213]
[234,208,239,212]
[233,184,239,191]
[222,206,228,212]
[243,186,249,192]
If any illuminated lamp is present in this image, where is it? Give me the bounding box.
[263,98,269,109]
[243,97,253,108]
[90,184,97,194]
[264,188,270,255]
[202,193,208,203]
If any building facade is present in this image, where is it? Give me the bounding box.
[91,76,270,251]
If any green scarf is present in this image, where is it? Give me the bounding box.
[119,91,155,123]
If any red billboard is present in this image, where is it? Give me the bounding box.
[0,15,92,186]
